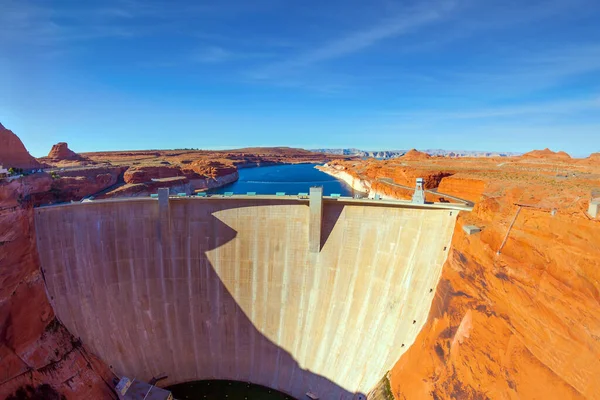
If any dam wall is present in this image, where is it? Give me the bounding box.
[35,196,459,399]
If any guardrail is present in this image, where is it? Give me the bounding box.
[35,190,474,212]
[377,178,474,207]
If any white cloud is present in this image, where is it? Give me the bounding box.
[252,1,457,79]
[193,46,233,63]
[389,96,600,120]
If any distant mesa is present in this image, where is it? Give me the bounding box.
[401,149,431,161]
[0,122,42,169]
[45,142,91,163]
[522,148,571,160]
[311,148,522,159]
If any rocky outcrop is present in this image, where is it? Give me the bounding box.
[186,160,237,179]
[36,167,127,203]
[0,176,115,399]
[0,123,41,170]
[105,161,240,197]
[401,149,431,161]
[123,166,184,184]
[44,142,89,163]
[522,148,572,160]
[102,176,191,198]
[437,175,487,203]
[579,152,600,165]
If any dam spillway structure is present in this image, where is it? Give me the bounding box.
[34,188,471,399]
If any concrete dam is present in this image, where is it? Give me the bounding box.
[34,189,468,399]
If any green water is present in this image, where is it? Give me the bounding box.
[167,380,296,400]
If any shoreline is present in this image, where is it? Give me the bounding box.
[315,164,407,200]
[315,164,400,200]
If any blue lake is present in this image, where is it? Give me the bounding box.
[207,163,357,196]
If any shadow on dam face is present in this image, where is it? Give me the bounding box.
[34,197,459,399]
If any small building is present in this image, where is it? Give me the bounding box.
[0,165,8,178]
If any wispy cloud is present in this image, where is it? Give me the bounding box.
[388,96,600,121]
[0,1,148,48]
[192,46,233,63]
[190,46,276,65]
[434,44,600,96]
[251,1,457,79]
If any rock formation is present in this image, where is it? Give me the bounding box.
[401,148,431,161]
[107,161,239,197]
[522,148,572,160]
[0,175,116,399]
[579,152,600,165]
[0,123,41,170]
[42,167,127,202]
[45,142,89,162]
[123,166,185,184]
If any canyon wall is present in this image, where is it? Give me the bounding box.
[390,186,600,399]
[0,176,115,399]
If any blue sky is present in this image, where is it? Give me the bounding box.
[1,0,599,157]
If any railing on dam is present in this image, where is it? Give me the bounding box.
[48,190,473,212]
[37,187,472,257]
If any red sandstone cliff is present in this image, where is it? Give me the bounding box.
[0,176,116,399]
[106,161,239,197]
[124,165,185,184]
[0,123,41,170]
[390,182,600,399]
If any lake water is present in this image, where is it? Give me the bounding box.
[207,163,357,196]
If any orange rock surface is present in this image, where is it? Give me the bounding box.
[0,123,41,170]
[401,148,431,161]
[437,175,487,203]
[0,175,115,399]
[522,147,572,160]
[124,165,185,184]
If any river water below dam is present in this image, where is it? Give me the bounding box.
[167,380,295,399]
[207,163,357,196]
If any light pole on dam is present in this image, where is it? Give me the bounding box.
[34,189,468,399]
